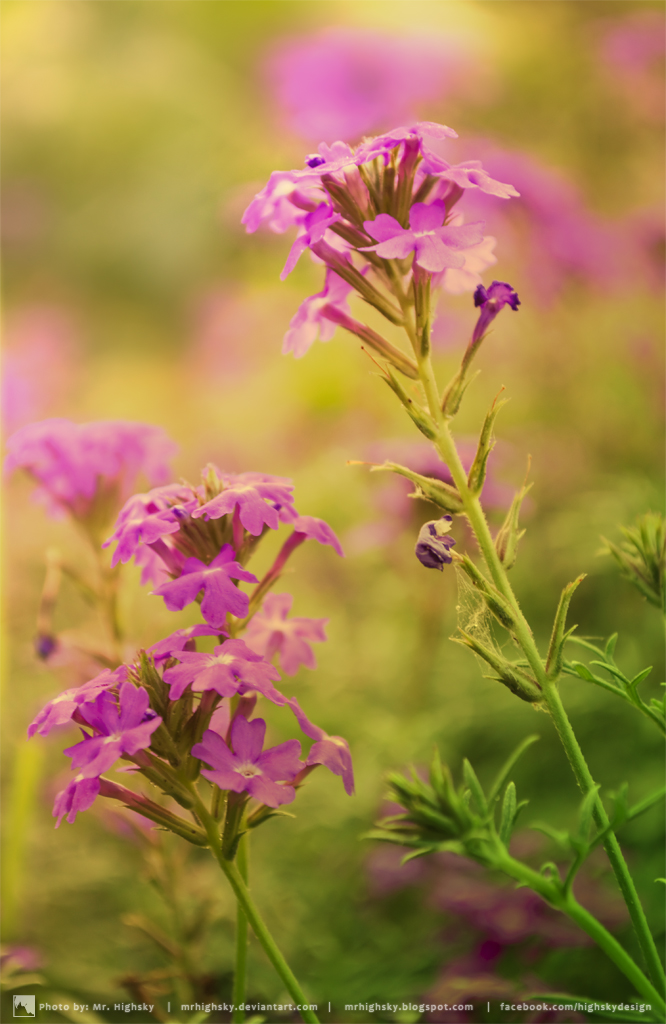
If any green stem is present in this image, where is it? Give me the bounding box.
[232,836,249,1024]
[193,797,319,1024]
[415,348,665,994]
[496,851,665,1020]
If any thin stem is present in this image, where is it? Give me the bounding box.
[192,795,319,1024]
[413,344,665,994]
[232,836,249,1024]
[495,850,665,1020]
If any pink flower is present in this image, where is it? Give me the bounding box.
[192,472,296,535]
[151,546,258,628]
[361,202,485,273]
[162,639,282,702]
[28,666,127,739]
[64,682,161,779]
[5,418,177,522]
[53,775,101,828]
[1,306,79,434]
[243,593,327,675]
[192,716,303,808]
[280,204,341,280]
[266,28,480,142]
[282,267,355,358]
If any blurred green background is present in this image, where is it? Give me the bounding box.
[2,2,664,1022]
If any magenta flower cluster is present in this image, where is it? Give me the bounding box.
[28,452,353,832]
[243,121,518,362]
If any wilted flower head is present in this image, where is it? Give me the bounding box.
[415,516,457,569]
[5,418,177,524]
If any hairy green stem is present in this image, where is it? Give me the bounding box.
[192,796,319,1024]
[415,347,665,994]
[231,836,249,1024]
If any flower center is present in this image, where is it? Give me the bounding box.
[237,762,262,778]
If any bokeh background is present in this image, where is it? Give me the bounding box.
[2,2,664,1022]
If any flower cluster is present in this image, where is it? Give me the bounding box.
[30,460,353,841]
[5,418,177,525]
[243,121,518,364]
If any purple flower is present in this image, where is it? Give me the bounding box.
[361,202,485,273]
[266,29,478,142]
[192,716,303,808]
[288,514,345,557]
[281,204,341,280]
[162,639,283,702]
[284,695,355,794]
[147,624,223,664]
[243,593,328,675]
[191,472,296,535]
[472,280,520,343]
[432,229,497,295]
[2,305,78,435]
[358,121,458,165]
[283,267,356,358]
[151,546,258,627]
[64,681,162,778]
[415,516,456,569]
[28,666,127,738]
[424,159,519,199]
[241,170,322,234]
[53,774,101,827]
[305,736,355,795]
[103,489,194,567]
[5,419,177,521]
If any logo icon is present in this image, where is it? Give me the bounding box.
[13,995,36,1017]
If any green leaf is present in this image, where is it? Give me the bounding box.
[628,666,653,689]
[467,393,508,497]
[530,822,570,848]
[577,785,600,843]
[546,575,586,679]
[462,758,488,816]
[627,786,666,822]
[604,633,619,660]
[570,661,597,682]
[499,781,517,846]
[487,735,540,804]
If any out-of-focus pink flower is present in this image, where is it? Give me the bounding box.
[243,592,327,675]
[1,307,80,433]
[265,27,484,142]
[596,11,665,123]
[5,419,178,523]
[460,145,629,304]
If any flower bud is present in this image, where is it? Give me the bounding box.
[472,281,520,344]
